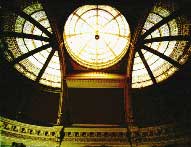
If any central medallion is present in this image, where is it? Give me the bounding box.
[95,34,100,40]
[63,5,131,69]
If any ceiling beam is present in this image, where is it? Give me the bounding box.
[11,43,52,65]
[0,31,51,42]
[140,9,183,40]
[143,35,191,44]
[142,45,182,68]
[1,6,52,38]
[138,50,157,85]
[36,48,56,82]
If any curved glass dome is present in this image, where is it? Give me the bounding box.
[132,6,191,88]
[63,5,131,69]
[2,3,61,88]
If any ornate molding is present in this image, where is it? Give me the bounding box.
[66,72,126,88]
[1,117,191,146]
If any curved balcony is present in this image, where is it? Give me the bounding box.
[1,116,191,146]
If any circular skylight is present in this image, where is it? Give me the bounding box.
[63,5,131,69]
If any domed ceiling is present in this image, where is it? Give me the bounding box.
[0,0,191,126]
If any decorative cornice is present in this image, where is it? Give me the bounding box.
[1,116,191,146]
[66,72,126,88]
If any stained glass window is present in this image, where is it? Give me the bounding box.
[2,3,61,88]
[132,6,191,88]
[63,5,131,69]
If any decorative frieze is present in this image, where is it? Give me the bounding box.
[0,117,191,146]
[66,72,126,88]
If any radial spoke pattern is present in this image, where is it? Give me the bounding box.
[64,5,131,69]
[11,43,52,65]
[138,50,157,85]
[140,9,182,40]
[132,6,191,88]
[1,2,61,88]
[142,45,182,68]
[36,48,56,82]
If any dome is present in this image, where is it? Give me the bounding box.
[0,0,191,146]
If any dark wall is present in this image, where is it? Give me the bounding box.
[132,58,191,126]
[68,88,124,124]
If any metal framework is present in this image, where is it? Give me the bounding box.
[0,0,191,134]
[130,5,191,88]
